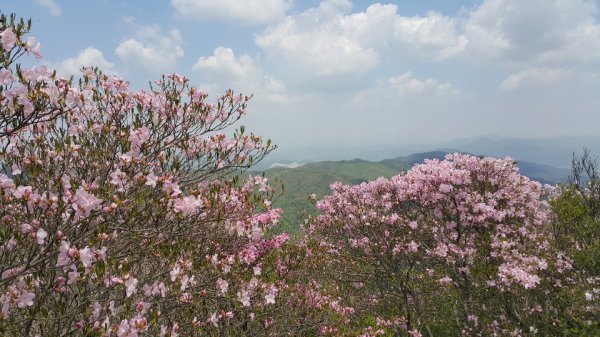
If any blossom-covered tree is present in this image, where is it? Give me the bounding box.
[310,154,576,336]
[0,12,314,336]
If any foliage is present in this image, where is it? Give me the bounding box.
[549,149,600,334]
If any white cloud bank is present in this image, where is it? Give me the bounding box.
[55,47,117,77]
[115,22,184,74]
[255,0,468,79]
[192,47,287,102]
[171,0,291,25]
[464,0,600,64]
[254,0,600,81]
[193,47,260,78]
[354,72,460,103]
[498,68,571,92]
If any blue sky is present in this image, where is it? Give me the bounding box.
[3,0,600,154]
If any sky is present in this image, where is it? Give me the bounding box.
[3,0,600,156]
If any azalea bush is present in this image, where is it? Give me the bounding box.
[0,12,329,336]
[308,154,582,336]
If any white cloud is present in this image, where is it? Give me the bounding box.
[256,1,389,78]
[255,1,469,80]
[115,23,184,74]
[34,0,61,16]
[171,0,291,25]
[354,72,460,103]
[498,68,571,92]
[464,0,600,64]
[393,12,467,60]
[192,47,288,102]
[252,0,600,76]
[55,47,117,77]
[193,47,259,78]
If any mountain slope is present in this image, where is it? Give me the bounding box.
[260,159,398,235]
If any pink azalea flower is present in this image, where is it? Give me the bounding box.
[16,289,35,308]
[1,294,10,319]
[265,292,276,305]
[56,241,72,267]
[73,187,102,217]
[0,174,15,190]
[116,320,137,337]
[173,195,202,215]
[79,247,95,268]
[216,278,228,296]
[125,277,139,297]
[24,37,42,59]
[145,172,158,187]
[36,228,47,245]
[0,28,17,51]
[237,290,250,307]
[209,312,219,327]
[67,269,80,285]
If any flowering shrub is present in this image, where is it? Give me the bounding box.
[0,12,311,336]
[310,154,578,336]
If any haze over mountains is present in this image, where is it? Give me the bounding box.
[259,135,600,170]
[256,135,600,233]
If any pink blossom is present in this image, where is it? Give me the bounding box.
[116,320,137,337]
[438,276,453,285]
[265,292,276,305]
[408,330,422,337]
[237,290,250,307]
[216,278,228,296]
[79,247,95,268]
[0,174,15,190]
[407,240,419,252]
[110,169,128,190]
[173,195,203,215]
[1,294,10,319]
[67,269,80,285]
[209,312,219,327]
[0,28,17,51]
[13,186,32,199]
[11,164,21,175]
[145,172,158,187]
[125,277,138,297]
[16,289,35,308]
[73,187,102,217]
[24,37,42,59]
[36,228,47,245]
[56,241,72,267]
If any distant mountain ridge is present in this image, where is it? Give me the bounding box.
[446,135,600,168]
[257,135,600,170]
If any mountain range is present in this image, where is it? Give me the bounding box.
[257,135,600,170]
